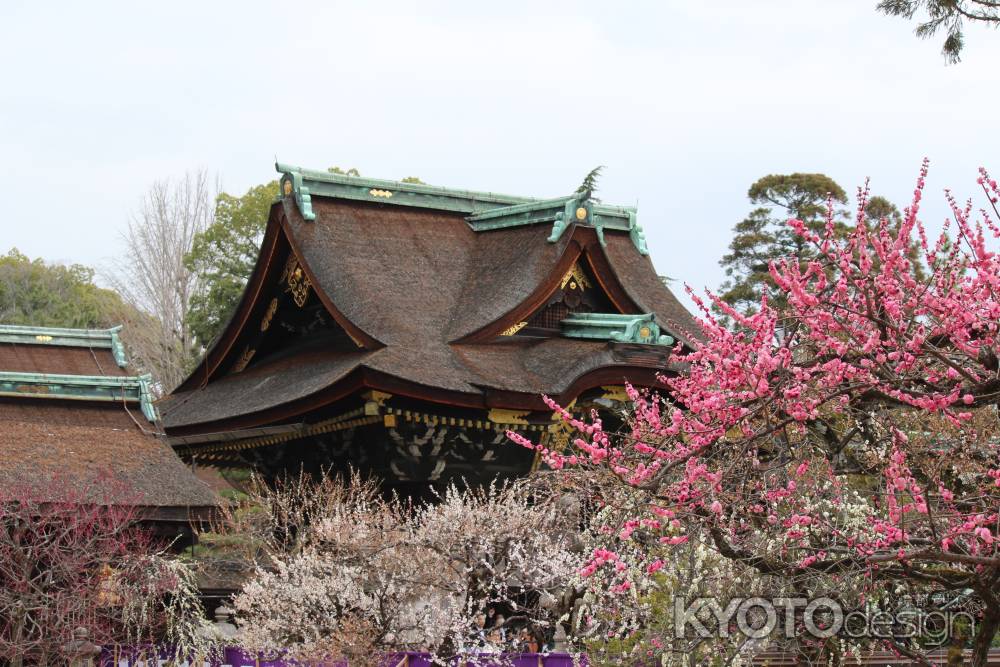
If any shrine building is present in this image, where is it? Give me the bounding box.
[0,324,217,543]
[161,165,698,498]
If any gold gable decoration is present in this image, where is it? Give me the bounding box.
[560,263,592,291]
[280,254,312,307]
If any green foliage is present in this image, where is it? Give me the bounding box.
[218,488,248,502]
[575,166,605,201]
[865,195,902,226]
[877,0,999,63]
[185,181,279,346]
[327,166,360,176]
[0,248,126,328]
[400,176,425,184]
[717,173,849,319]
[746,173,847,221]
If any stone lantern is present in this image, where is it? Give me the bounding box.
[198,605,238,643]
[63,627,101,667]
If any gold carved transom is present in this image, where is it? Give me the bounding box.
[560,262,592,291]
[280,254,312,307]
[488,408,531,425]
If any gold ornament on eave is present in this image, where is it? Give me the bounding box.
[500,321,528,336]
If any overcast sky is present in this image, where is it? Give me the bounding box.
[2,0,998,313]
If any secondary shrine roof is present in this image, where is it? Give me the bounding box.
[161,166,701,435]
[0,324,217,520]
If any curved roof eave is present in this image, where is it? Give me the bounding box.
[162,348,683,435]
[173,201,383,394]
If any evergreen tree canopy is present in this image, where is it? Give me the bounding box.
[717,173,848,319]
[864,195,902,226]
[0,249,126,328]
[877,0,1000,63]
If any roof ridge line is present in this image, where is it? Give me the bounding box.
[0,370,149,384]
[277,162,541,221]
[0,324,128,367]
[276,162,541,207]
[465,194,579,222]
[276,163,649,255]
[0,323,122,336]
[0,371,158,422]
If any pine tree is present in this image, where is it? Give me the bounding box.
[877,0,1000,63]
[717,173,848,319]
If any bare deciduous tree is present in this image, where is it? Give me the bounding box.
[107,171,213,393]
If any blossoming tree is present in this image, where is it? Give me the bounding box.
[0,477,213,666]
[232,476,583,665]
[511,163,1000,666]
[539,470,786,667]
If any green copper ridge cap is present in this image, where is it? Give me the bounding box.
[276,162,538,218]
[475,195,649,255]
[0,371,157,422]
[0,324,128,368]
[561,312,674,346]
[466,195,579,231]
[275,163,649,255]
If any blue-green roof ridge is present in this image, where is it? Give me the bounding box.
[0,324,159,421]
[0,371,158,422]
[0,324,128,367]
[275,163,649,255]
